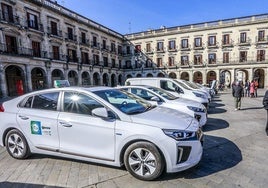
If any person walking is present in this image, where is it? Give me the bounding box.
[244,80,250,97]
[232,81,243,110]
[249,80,255,98]
[263,89,268,136]
[254,79,258,97]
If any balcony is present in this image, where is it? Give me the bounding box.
[221,40,234,48]
[207,42,219,49]
[47,27,63,38]
[79,37,90,46]
[49,52,67,61]
[65,33,77,42]
[27,21,44,32]
[255,36,268,45]
[0,11,20,25]
[91,41,100,50]
[237,37,251,46]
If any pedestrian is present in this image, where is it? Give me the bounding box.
[232,81,243,110]
[254,80,258,97]
[249,80,255,98]
[244,80,250,97]
[262,89,268,136]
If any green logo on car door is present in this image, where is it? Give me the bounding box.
[31,121,42,135]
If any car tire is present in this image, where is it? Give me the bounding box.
[124,141,164,181]
[5,129,31,159]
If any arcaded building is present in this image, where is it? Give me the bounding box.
[0,0,268,98]
[125,14,268,88]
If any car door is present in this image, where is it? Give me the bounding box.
[17,92,60,151]
[57,91,116,161]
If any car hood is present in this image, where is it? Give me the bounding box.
[130,106,198,131]
[172,98,204,109]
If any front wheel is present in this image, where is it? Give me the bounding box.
[124,141,164,181]
[5,129,31,159]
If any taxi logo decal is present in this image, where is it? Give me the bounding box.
[31,121,42,135]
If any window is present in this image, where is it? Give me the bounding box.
[93,54,99,65]
[240,32,247,43]
[1,3,14,23]
[222,34,230,45]
[208,36,216,46]
[51,21,58,35]
[257,50,265,61]
[258,30,265,42]
[111,59,116,68]
[52,46,59,60]
[135,45,141,53]
[240,51,247,62]
[181,56,189,65]
[32,41,41,57]
[63,92,102,115]
[102,39,106,49]
[81,32,86,44]
[126,46,131,54]
[67,49,77,62]
[5,35,17,54]
[92,36,97,47]
[146,43,151,53]
[208,53,216,64]
[118,45,122,55]
[21,92,59,111]
[67,27,73,40]
[111,42,116,52]
[81,52,89,64]
[169,40,176,50]
[168,57,175,66]
[223,52,229,63]
[181,39,188,48]
[194,55,202,65]
[27,12,38,30]
[157,58,163,67]
[157,42,164,51]
[194,38,202,47]
[103,56,108,67]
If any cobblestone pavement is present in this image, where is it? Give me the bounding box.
[0,89,267,188]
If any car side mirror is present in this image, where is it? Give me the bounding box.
[92,107,115,120]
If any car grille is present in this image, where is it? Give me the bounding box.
[177,146,191,164]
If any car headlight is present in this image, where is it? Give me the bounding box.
[163,129,196,141]
[187,106,205,113]
[193,92,206,99]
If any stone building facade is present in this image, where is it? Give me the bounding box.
[0,0,268,98]
[125,14,268,88]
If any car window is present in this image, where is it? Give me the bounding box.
[20,92,59,111]
[149,87,177,100]
[63,92,103,115]
[130,88,155,100]
[160,80,176,92]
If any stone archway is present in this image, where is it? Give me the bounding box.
[206,71,216,85]
[102,73,109,86]
[147,73,154,77]
[220,70,231,88]
[5,65,25,96]
[193,71,203,84]
[136,73,142,77]
[111,74,117,87]
[68,70,78,86]
[81,71,91,86]
[118,74,123,86]
[254,68,265,88]
[156,72,164,77]
[181,72,189,81]
[52,69,64,83]
[169,72,177,79]
[93,72,100,86]
[235,69,249,85]
[31,67,46,90]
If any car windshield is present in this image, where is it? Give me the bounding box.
[148,87,178,100]
[184,80,200,89]
[93,89,154,115]
[174,80,190,90]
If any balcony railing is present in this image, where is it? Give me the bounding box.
[47,27,63,37]
[48,52,67,61]
[0,11,20,25]
[79,37,90,45]
[27,21,44,32]
[65,33,77,42]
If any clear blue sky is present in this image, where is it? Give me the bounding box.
[61,0,268,34]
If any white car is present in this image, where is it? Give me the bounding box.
[118,85,207,127]
[0,87,203,181]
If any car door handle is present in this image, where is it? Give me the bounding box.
[59,121,72,127]
[18,115,29,120]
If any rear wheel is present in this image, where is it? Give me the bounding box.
[5,129,30,159]
[124,141,164,181]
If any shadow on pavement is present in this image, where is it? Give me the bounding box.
[0,182,63,188]
[202,117,229,132]
[160,135,242,180]
[240,106,264,110]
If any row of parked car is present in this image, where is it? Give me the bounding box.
[0,78,216,180]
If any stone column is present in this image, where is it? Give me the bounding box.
[0,63,8,98]
[25,64,32,93]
